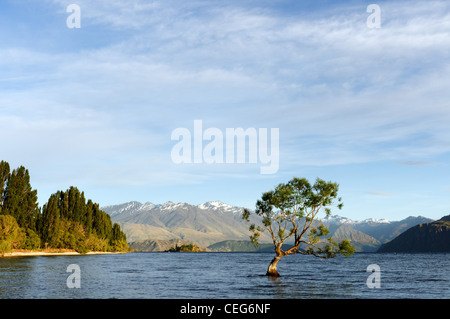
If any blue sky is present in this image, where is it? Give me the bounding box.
[1,0,450,221]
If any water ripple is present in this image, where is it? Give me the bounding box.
[0,252,449,299]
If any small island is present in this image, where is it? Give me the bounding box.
[167,243,204,252]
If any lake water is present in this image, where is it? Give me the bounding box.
[0,252,449,299]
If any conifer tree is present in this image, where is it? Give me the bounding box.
[41,192,61,246]
[111,222,127,249]
[0,161,10,214]
[41,187,128,252]
[0,160,128,252]
[84,200,95,234]
[2,166,39,232]
[0,214,26,254]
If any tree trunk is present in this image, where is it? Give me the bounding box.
[266,255,282,277]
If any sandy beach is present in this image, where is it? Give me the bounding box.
[1,250,119,257]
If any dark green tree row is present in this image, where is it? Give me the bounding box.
[0,160,128,254]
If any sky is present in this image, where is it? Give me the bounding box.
[1,0,450,221]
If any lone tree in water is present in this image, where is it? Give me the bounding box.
[242,177,355,277]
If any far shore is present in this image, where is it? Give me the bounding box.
[1,249,127,258]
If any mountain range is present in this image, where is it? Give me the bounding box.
[321,214,433,252]
[102,201,434,252]
[102,201,272,247]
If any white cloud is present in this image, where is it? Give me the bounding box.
[2,0,450,201]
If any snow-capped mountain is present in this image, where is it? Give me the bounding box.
[322,214,433,247]
[102,201,434,252]
[102,201,142,217]
[102,200,256,246]
[104,200,244,217]
[198,201,243,214]
[322,215,356,225]
[322,215,391,225]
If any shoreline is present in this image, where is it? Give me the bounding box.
[1,249,124,258]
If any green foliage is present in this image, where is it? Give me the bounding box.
[40,187,128,252]
[339,239,355,257]
[1,165,40,231]
[0,161,10,215]
[85,233,109,252]
[168,243,202,252]
[0,240,12,256]
[0,215,26,252]
[0,160,129,254]
[53,219,87,250]
[41,193,61,246]
[23,228,41,250]
[110,222,128,252]
[242,177,354,275]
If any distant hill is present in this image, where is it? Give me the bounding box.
[103,201,434,252]
[327,224,381,252]
[378,215,450,253]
